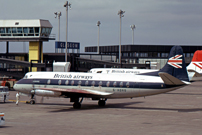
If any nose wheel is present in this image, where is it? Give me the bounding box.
[30,100,35,104]
[26,94,36,104]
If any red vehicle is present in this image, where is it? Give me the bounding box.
[0,77,17,90]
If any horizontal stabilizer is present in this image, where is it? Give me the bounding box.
[187,69,202,77]
[158,72,186,85]
[187,69,202,81]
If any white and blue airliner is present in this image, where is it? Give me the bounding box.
[13,46,190,109]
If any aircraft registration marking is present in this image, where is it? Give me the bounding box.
[113,89,126,92]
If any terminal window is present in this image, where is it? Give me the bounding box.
[0,27,51,37]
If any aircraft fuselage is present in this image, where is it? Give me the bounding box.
[14,72,183,99]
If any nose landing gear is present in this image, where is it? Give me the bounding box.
[26,94,36,104]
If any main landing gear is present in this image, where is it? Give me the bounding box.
[71,97,83,109]
[98,99,106,107]
[71,98,107,109]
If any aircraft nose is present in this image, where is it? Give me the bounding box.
[13,84,17,90]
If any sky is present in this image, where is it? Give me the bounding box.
[0,0,202,53]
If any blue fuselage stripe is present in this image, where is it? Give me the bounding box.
[16,79,171,89]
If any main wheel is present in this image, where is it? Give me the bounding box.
[98,100,106,107]
[30,100,35,104]
[73,102,81,109]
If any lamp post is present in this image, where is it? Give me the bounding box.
[54,12,62,41]
[97,21,101,54]
[118,9,125,64]
[54,12,62,53]
[130,24,135,45]
[64,1,71,62]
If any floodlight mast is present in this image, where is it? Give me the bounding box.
[118,9,125,64]
[97,21,101,54]
[64,1,71,62]
[54,12,62,42]
[130,24,135,45]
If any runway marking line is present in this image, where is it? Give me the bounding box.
[8,100,27,103]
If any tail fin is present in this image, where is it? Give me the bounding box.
[187,50,202,74]
[159,46,189,82]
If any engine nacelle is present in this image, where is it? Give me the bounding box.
[31,90,62,97]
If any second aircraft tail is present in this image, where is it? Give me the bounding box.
[159,46,189,82]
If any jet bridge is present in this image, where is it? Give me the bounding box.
[0,57,53,78]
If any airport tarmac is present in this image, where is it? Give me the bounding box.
[1,81,202,135]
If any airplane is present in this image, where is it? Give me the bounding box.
[89,50,202,81]
[187,50,202,80]
[89,68,158,74]
[13,46,190,109]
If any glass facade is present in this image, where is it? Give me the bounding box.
[0,27,52,37]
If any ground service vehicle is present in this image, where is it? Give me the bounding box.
[0,113,5,126]
[0,77,17,90]
[0,86,9,102]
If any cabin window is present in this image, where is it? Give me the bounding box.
[78,80,82,85]
[47,79,51,84]
[106,81,110,87]
[65,80,69,85]
[71,80,74,85]
[85,81,88,86]
[58,80,62,85]
[113,82,117,87]
[98,81,102,86]
[120,82,123,87]
[91,81,95,86]
[126,82,130,88]
[97,71,102,73]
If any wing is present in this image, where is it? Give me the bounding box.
[34,87,113,98]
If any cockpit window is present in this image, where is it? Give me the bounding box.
[23,75,28,79]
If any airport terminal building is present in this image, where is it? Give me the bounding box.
[85,44,202,69]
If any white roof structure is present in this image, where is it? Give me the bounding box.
[0,19,55,41]
[0,19,52,28]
